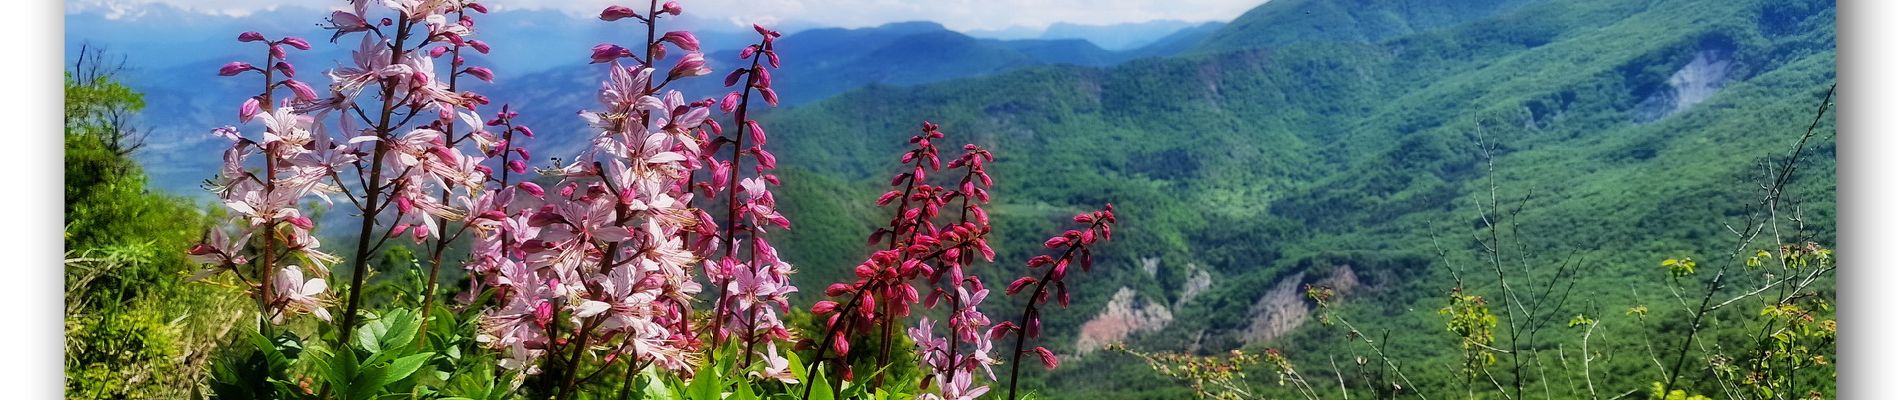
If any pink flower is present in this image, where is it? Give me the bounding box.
[238,31,265,42]
[326,8,371,42]
[754,344,798,384]
[270,265,330,324]
[661,1,682,15]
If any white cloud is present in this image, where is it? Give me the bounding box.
[69,0,1265,31]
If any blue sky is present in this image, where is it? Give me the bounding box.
[67,0,1267,32]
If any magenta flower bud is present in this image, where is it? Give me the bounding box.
[753,66,772,88]
[467,2,488,13]
[272,62,295,78]
[754,148,777,169]
[767,50,781,68]
[269,45,286,60]
[667,53,709,80]
[287,216,314,230]
[280,37,311,50]
[753,24,773,37]
[738,45,757,60]
[218,61,254,76]
[518,182,545,197]
[508,159,527,174]
[238,97,262,123]
[989,322,1015,340]
[1035,347,1060,369]
[723,68,746,88]
[430,46,449,58]
[1007,277,1036,295]
[747,119,766,145]
[759,87,779,107]
[662,1,682,15]
[238,31,266,42]
[810,300,838,315]
[599,5,639,21]
[464,66,494,82]
[533,302,554,328]
[285,80,319,101]
[515,125,535,138]
[469,40,491,54]
[661,31,700,51]
[590,43,630,64]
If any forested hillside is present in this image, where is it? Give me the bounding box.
[744,0,1836,397]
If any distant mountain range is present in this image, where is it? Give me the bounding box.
[967,19,1221,51]
[63,7,1222,196]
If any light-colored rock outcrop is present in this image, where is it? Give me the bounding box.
[1074,287,1175,354]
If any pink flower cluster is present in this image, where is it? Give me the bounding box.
[184,2,1125,396]
[999,204,1118,399]
[701,23,798,368]
[190,0,514,334]
[190,31,346,326]
[804,122,1004,396]
[455,1,802,380]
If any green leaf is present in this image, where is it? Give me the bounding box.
[785,350,806,384]
[356,316,387,353]
[731,378,758,400]
[641,368,678,400]
[347,366,389,400]
[380,308,421,350]
[380,352,436,386]
[809,369,836,400]
[685,358,722,399]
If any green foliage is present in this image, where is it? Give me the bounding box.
[1663,257,1699,278]
[1438,290,1499,380]
[1650,382,1715,400]
[64,51,244,399]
